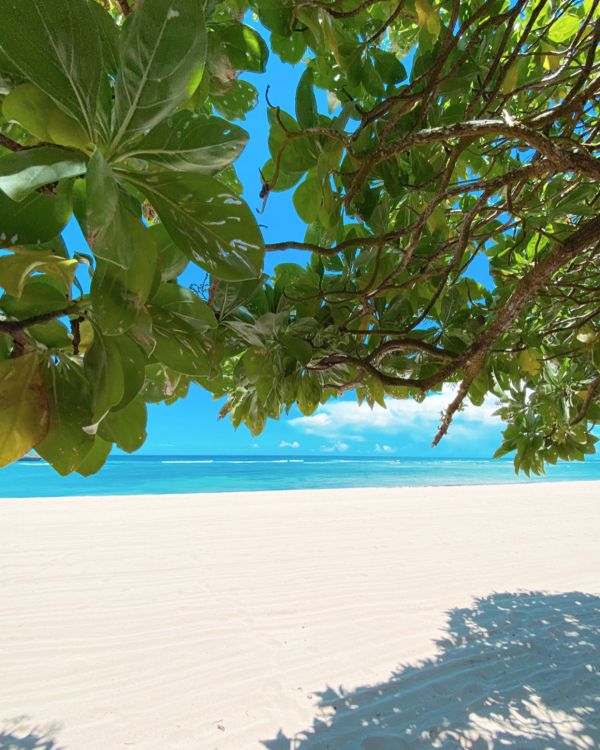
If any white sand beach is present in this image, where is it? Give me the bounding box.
[1,481,599,749]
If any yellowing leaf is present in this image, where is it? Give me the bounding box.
[415,0,441,40]
[426,206,447,234]
[542,42,560,72]
[501,61,520,94]
[0,251,78,297]
[77,320,94,354]
[576,326,598,345]
[519,348,542,376]
[0,352,49,467]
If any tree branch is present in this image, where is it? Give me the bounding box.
[346,119,600,208]
[0,306,79,334]
[0,133,26,152]
[116,0,131,16]
[432,351,486,446]
[368,338,457,363]
[302,0,382,19]
[571,376,600,426]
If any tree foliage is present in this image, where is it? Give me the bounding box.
[0,0,599,476]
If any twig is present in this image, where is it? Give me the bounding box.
[0,306,79,334]
[0,133,26,152]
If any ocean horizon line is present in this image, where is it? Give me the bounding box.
[2,453,599,499]
[63,452,600,461]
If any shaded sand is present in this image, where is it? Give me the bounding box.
[0,481,599,749]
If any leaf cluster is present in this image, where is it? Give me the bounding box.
[1,0,599,475]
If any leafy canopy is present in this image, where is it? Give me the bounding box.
[0,0,599,476]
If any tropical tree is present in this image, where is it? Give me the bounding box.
[0,0,598,476]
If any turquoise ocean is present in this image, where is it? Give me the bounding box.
[1,455,599,497]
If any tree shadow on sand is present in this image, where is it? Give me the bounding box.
[264,591,600,750]
[0,718,63,750]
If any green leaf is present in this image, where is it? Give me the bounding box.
[84,327,126,422]
[0,48,22,92]
[149,283,216,376]
[213,276,265,320]
[212,80,258,121]
[296,68,318,128]
[271,32,306,64]
[120,112,248,174]
[131,172,264,281]
[549,12,580,43]
[0,0,106,140]
[148,223,189,281]
[98,396,147,453]
[280,333,312,365]
[141,363,189,404]
[90,249,157,336]
[111,0,207,150]
[149,332,209,378]
[86,149,138,269]
[113,335,147,410]
[0,353,49,467]
[0,148,86,202]
[1,276,69,318]
[217,23,269,73]
[36,359,95,475]
[151,283,218,332]
[0,251,77,298]
[297,373,321,415]
[2,83,92,150]
[89,1,119,141]
[0,182,73,247]
[257,0,295,37]
[267,108,318,174]
[87,158,159,334]
[28,320,72,350]
[76,436,112,477]
[293,175,320,223]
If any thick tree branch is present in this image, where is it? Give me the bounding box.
[313,215,600,398]
[571,376,600,426]
[432,351,487,446]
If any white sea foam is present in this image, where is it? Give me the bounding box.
[161,460,214,464]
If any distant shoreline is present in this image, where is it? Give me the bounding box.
[3,454,599,498]
[1,477,599,502]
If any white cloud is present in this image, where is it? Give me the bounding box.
[320,441,349,453]
[290,385,501,439]
[279,440,300,449]
[375,443,394,453]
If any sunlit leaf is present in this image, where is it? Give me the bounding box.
[119,112,248,174]
[0,0,106,140]
[0,251,77,297]
[36,358,95,475]
[0,353,49,467]
[0,147,86,202]
[111,0,207,150]
[131,172,264,281]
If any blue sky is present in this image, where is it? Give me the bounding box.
[62,22,504,458]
